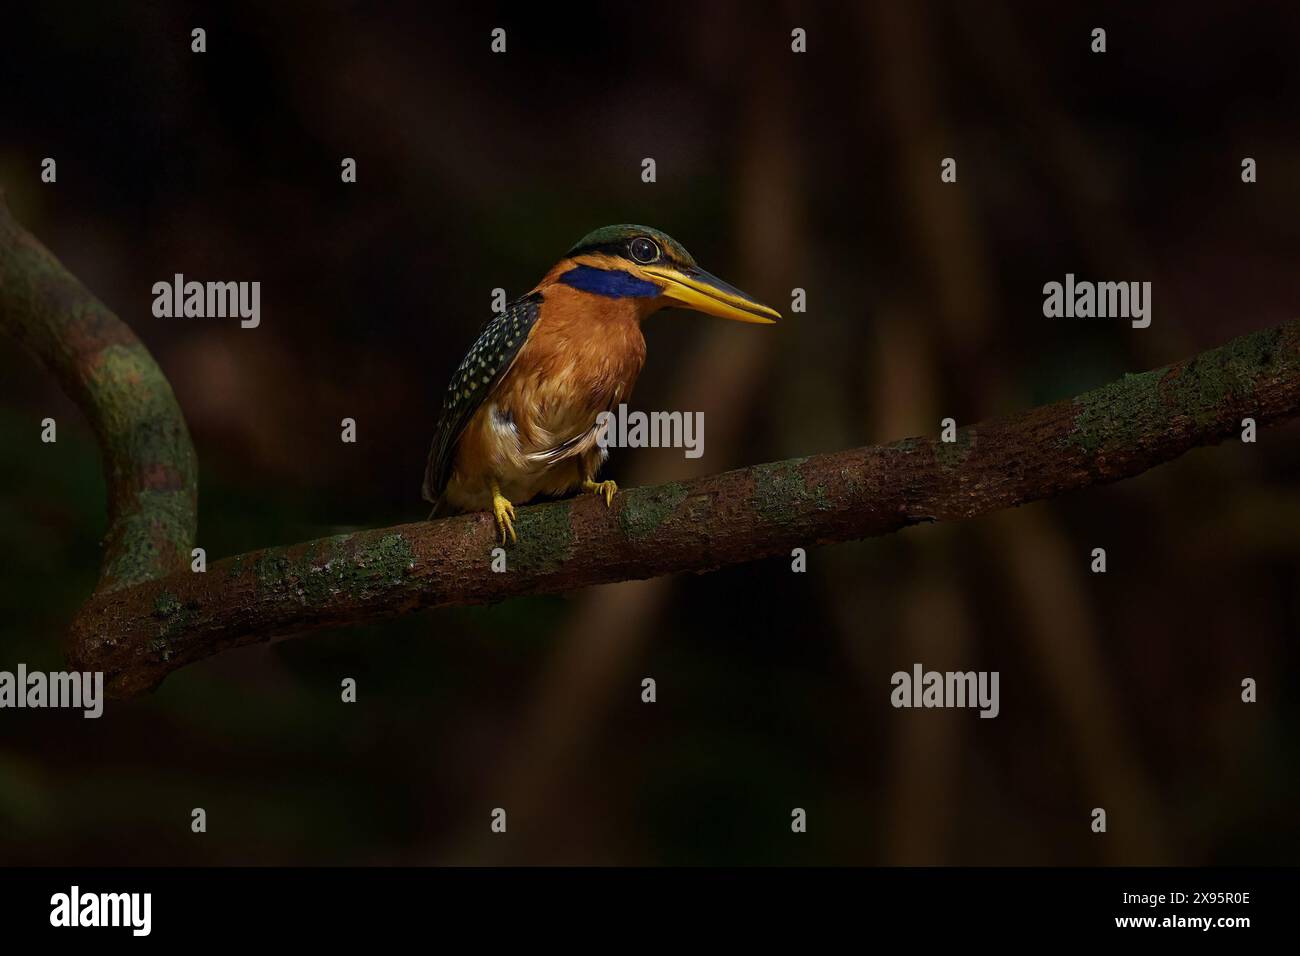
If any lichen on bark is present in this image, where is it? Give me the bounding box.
[0,201,198,591]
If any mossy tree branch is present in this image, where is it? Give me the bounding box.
[0,198,197,593]
[70,319,1300,697]
[5,200,1300,698]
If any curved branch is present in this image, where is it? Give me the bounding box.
[0,198,197,593]
[69,318,1300,696]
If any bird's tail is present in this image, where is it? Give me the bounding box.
[421,441,451,519]
[426,496,456,521]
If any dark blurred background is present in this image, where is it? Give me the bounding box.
[1,1,1298,865]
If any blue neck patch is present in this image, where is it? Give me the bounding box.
[559,265,662,299]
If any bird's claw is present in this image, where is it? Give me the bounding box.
[583,478,618,508]
[492,492,517,544]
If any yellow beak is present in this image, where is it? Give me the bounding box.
[642,265,781,325]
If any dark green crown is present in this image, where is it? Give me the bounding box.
[566,224,697,266]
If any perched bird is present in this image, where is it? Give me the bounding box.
[422,224,780,542]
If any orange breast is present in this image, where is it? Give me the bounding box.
[501,284,647,448]
[444,282,647,510]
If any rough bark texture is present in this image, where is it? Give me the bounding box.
[66,319,1300,696]
[0,199,198,592]
[5,198,1300,699]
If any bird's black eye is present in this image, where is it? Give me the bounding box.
[629,237,660,263]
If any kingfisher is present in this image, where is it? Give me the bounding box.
[422,224,781,542]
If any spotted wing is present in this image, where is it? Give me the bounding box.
[422,293,543,503]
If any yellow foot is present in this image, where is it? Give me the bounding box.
[491,489,517,544]
[583,478,618,508]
